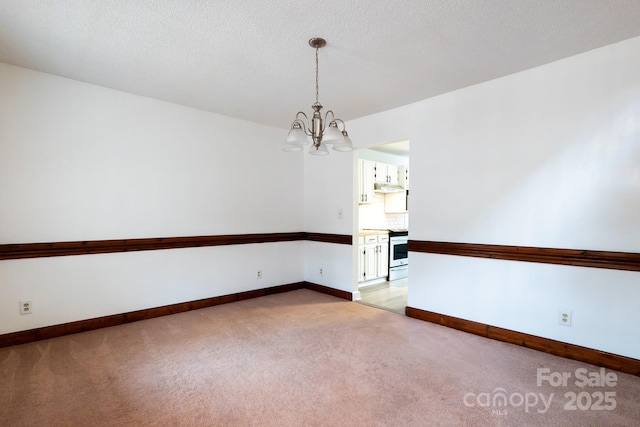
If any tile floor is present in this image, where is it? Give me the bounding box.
[357,277,408,314]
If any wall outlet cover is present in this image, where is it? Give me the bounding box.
[559,310,572,326]
[19,300,32,315]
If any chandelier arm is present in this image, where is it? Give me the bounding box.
[295,112,312,135]
[294,112,312,134]
[292,117,312,136]
[332,118,346,131]
[295,111,309,121]
[324,110,336,127]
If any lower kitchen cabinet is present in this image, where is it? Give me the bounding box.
[358,233,389,283]
[377,240,389,278]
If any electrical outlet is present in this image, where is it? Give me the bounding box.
[337,208,343,219]
[319,268,324,276]
[559,310,572,326]
[257,270,262,279]
[19,300,32,315]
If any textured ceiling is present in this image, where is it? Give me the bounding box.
[2,0,640,130]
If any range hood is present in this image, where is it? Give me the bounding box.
[374,183,405,193]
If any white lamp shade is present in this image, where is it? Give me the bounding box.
[322,123,343,144]
[332,132,353,152]
[286,126,309,146]
[309,142,329,155]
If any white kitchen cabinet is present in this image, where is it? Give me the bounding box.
[376,235,389,278]
[399,165,409,190]
[387,164,399,185]
[358,233,389,283]
[374,163,399,185]
[358,160,375,204]
[358,242,366,283]
[364,241,378,280]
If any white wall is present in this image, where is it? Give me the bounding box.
[0,63,303,242]
[409,38,640,251]
[303,151,354,236]
[348,36,640,359]
[302,147,357,292]
[0,63,305,334]
[1,243,304,333]
[304,241,354,293]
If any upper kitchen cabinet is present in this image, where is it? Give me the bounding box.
[374,163,399,185]
[358,159,375,204]
[399,165,409,190]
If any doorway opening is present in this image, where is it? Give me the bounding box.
[355,140,409,314]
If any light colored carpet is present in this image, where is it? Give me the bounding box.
[1,289,639,426]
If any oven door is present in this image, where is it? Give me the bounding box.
[390,237,408,267]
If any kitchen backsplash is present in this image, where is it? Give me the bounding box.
[359,193,409,230]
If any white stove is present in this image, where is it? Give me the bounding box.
[389,229,408,280]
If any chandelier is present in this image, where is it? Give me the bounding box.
[283,37,353,155]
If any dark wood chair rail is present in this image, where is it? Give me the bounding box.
[0,232,352,261]
[4,235,639,272]
[409,240,640,272]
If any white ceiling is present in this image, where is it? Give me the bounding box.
[2,0,640,132]
[369,140,411,158]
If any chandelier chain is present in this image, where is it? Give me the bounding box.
[315,46,319,104]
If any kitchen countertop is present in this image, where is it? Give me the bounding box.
[358,229,390,236]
